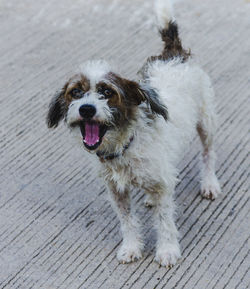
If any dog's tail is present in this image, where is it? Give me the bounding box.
[154,0,190,62]
[154,0,175,30]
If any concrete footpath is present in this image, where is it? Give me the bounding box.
[0,0,249,288]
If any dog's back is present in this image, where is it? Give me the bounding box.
[136,0,217,167]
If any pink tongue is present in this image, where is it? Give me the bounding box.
[84,123,100,146]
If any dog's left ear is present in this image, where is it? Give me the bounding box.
[47,89,67,128]
[137,84,168,121]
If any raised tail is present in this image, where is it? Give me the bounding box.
[153,0,190,62]
[154,0,175,29]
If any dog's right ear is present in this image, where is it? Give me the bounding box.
[47,89,67,128]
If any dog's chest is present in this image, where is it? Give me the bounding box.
[101,157,145,191]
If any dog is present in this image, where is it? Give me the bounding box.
[46,0,221,267]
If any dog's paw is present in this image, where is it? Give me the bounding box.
[144,194,156,207]
[155,244,181,268]
[201,175,221,200]
[117,243,143,264]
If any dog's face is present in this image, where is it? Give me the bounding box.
[47,60,168,152]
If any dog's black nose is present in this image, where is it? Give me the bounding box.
[79,104,96,119]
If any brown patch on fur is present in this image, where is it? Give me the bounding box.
[102,73,144,127]
[107,73,145,104]
[107,179,130,212]
[148,21,190,64]
[64,74,90,104]
[196,123,209,155]
[47,74,90,128]
[105,72,168,123]
[96,81,122,104]
[143,182,165,194]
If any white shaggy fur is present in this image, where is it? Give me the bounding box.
[49,0,221,267]
[100,59,221,266]
[80,60,111,87]
[155,0,175,28]
[66,57,221,266]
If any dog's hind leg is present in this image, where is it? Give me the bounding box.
[197,85,221,200]
[107,181,143,263]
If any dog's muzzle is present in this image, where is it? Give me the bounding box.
[76,104,108,151]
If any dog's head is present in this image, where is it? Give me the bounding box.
[47,60,167,152]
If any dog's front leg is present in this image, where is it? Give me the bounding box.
[152,186,181,267]
[107,181,143,263]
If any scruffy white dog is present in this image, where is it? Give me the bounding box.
[47,0,221,267]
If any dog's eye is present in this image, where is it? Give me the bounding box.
[71,88,83,98]
[103,89,113,98]
[97,87,114,99]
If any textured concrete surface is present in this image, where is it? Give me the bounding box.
[0,0,249,288]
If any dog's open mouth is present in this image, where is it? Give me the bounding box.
[79,121,108,150]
